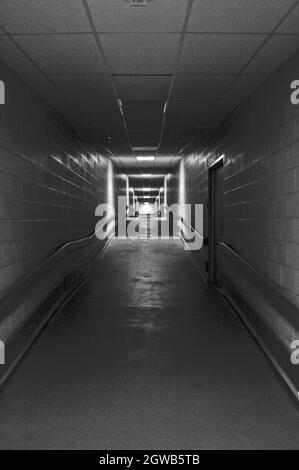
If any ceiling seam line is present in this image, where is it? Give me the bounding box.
[173,0,299,161]
[0,25,73,104]
[0,26,121,161]
[157,0,196,156]
[0,25,112,151]
[81,0,133,157]
[211,0,299,110]
[1,27,117,161]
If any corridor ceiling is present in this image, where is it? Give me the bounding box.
[0,0,299,171]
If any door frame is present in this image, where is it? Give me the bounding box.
[208,155,224,284]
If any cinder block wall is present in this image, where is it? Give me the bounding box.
[169,51,299,309]
[0,62,116,297]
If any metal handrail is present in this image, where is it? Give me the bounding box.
[220,242,299,400]
[179,216,204,240]
[0,214,116,315]
[220,242,299,328]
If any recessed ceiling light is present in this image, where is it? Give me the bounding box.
[136,156,155,161]
[134,187,159,192]
[128,174,165,178]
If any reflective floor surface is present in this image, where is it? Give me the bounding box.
[0,238,298,449]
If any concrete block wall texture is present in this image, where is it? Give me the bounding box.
[169,50,299,311]
[0,61,119,298]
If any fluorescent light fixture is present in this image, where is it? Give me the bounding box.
[163,101,168,114]
[128,173,152,178]
[118,99,124,116]
[136,156,155,162]
[128,173,165,178]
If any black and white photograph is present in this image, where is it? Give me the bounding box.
[0,0,299,457]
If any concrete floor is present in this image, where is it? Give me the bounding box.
[0,238,298,450]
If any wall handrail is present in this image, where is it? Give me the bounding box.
[220,242,299,400]
[180,216,204,240]
[0,210,122,385]
[220,242,299,336]
[0,214,115,317]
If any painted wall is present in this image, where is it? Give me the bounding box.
[0,61,118,297]
[169,50,299,313]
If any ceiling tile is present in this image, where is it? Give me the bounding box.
[0,0,91,33]
[0,35,40,76]
[39,74,126,142]
[113,75,172,100]
[82,108,124,131]
[51,74,116,106]
[88,0,188,32]
[171,74,235,100]
[100,33,180,74]
[123,99,165,115]
[277,2,299,33]
[164,104,213,130]
[157,141,179,155]
[15,34,106,75]
[244,35,299,76]
[217,75,268,115]
[22,75,68,115]
[188,0,294,33]
[123,99,164,138]
[179,34,265,74]
[165,74,267,133]
[126,114,162,133]
[130,130,160,147]
[102,133,131,154]
[161,130,193,146]
[1,0,295,162]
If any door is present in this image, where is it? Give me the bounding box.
[209,157,224,287]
